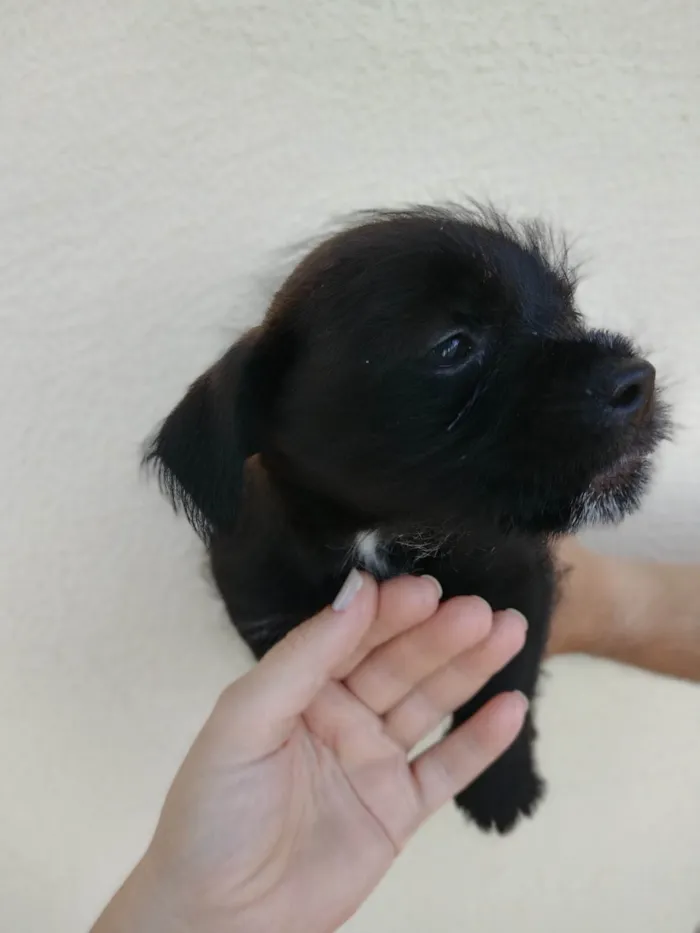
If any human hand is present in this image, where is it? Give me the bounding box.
[93,572,527,933]
[549,537,700,682]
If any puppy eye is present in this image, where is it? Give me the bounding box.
[430,332,475,368]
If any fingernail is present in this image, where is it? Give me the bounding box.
[332,569,364,612]
[511,690,530,711]
[506,608,528,629]
[421,574,443,599]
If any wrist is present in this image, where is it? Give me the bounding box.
[91,851,192,933]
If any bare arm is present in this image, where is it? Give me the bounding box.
[548,537,700,683]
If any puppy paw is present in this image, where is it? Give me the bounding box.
[454,764,544,834]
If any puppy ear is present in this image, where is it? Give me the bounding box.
[145,325,285,540]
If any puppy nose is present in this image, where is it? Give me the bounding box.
[605,359,656,423]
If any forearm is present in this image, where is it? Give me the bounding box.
[549,537,700,683]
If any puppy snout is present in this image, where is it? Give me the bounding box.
[602,358,655,424]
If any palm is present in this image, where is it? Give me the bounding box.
[235,711,406,931]
[304,679,427,853]
[200,687,423,915]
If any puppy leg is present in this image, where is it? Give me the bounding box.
[452,626,546,833]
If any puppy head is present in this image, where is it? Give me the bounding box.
[147,205,669,540]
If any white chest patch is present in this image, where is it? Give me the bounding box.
[353,529,391,577]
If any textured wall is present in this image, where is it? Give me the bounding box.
[1,2,699,931]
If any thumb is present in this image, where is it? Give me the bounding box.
[219,570,378,752]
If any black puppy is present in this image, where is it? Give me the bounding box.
[147,205,668,833]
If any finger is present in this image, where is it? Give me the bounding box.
[411,691,528,818]
[333,574,443,679]
[215,570,377,754]
[345,596,493,715]
[385,610,528,749]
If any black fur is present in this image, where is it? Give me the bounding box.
[146,204,669,833]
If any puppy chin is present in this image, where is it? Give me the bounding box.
[570,455,652,529]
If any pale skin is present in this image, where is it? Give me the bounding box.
[93,542,700,933]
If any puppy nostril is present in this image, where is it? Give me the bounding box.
[606,360,656,420]
[611,381,643,411]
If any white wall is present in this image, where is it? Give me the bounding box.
[1,2,699,931]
